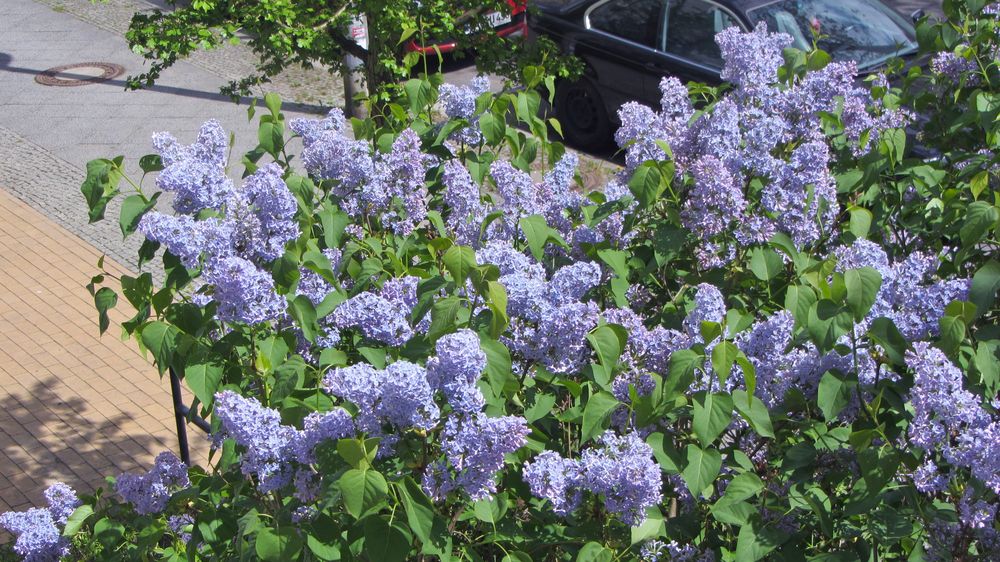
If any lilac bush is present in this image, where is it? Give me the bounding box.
[4,6,998,560]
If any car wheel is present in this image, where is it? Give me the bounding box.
[554,77,612,151]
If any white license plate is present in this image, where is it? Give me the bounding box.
[486,11,513,28]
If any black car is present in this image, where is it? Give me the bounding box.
[530,0,920,148]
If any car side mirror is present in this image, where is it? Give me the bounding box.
[910,9,925,23]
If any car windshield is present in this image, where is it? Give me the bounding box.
[747,0,917,69]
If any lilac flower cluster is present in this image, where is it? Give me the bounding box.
[214,391,355,495]
[477,241,603,375]
[0,483,79,562]
[213,390,296,491]
[290,109,373,191]
[930,49,980,85]
[906,343,1000,494]
[322,361,439,446]
[202,256,286,325]
[116,451,190,515]
[423,413,529,501]
[523,430,662,525]
[923,490,1000,561]
[0,509,66,562]
[603,283,729,409]
[319,332,529,502]
[291,111,435,234]
[42,483,79,526]
[439,76,491,145]
[603,306,686,384]
[833,240,970,340]
[167,514,194,542]
[152,120,232,214]
[426,329,488,414]
[441,152,587,248]
[640,540,715,562]
[331,289,414,346]
[140,124,303,325]
[616,24,908,267]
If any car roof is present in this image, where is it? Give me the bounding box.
[535,0,890,17]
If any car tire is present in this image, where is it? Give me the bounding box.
[554,77,612,151]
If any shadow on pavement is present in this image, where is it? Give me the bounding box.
[0,376,165,511]
[0,52,330,115]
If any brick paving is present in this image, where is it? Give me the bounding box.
[0,187,207,518]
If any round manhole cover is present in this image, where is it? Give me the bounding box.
[35,62,124,87]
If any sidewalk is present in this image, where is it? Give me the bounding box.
[0,187,207,515]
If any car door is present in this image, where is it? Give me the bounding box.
[581,0,669,111]
[645,0,745,87]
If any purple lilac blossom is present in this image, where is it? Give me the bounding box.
[323,363,385,435]
[332,291,413,345]
[833,240,971,340]
[167,514,194,542]
[616,102,668,171]
[548,261,602,304]
[443,160,488,246]
[214,391,299,493]
[291,506,318,524]
[603,308,686,375]
[477,240,543,278]
[522,450,583,515]
[579,431,663,525]
[42,483,79,526]
[733,311,797,407]
[425,413,529,501]
[490,160,545,239]
[931,50,980,85]
[959,489,997,530]
[202,256,286,324]
[508,301,600,375]
[640,540,714,562]
[681,155,745,250]
[911,460,948,494]
[378,361,440,431]
[0,508,67,562]
[540,153,583,235]
[374,129,436,235]
[323,360,441,440]
[296,248,342,305]
[906,343,1000,493]
[426,329,488,414]
[153,120,233,214]
[290,110,374,195]
[767,140,838,247]
[611,365,656,403]
[292,409,355,464]
[236,163,300,262]
[683,284,726,341]
[293,469,322,503]
[524,431,662,525]
[116,451,191,515]
[716,23,792,94]
[439,76,490,145]
[137,213,234,268]
[614,25,906,266]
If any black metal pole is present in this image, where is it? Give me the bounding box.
[169,367,192,466]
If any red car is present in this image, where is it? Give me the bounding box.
[404,1,528,54]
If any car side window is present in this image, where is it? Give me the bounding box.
[588,0,667,50]
[664,0,741,68]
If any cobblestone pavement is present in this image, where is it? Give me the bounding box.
[0,187,207,521]
[0,0,323,274]
[34,0,347,108]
